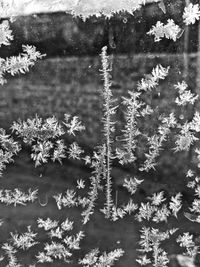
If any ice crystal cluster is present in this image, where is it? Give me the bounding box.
[70,0,160,20]
[148,19,181,42]
[148,3,200,42]
[0,0,160,20]
[1,1,200,267]
[0,19,45,85]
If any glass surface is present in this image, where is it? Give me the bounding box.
[1,1,200,267]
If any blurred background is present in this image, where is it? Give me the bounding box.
[1,0,200,266]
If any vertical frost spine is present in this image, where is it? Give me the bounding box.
[100,46,116,218]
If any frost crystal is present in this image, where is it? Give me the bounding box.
[148,19,181,42]
[175,81,198,106]
[183,3,200,25]
[0,20,13,47]
[123,177,144,195]
[0,188,38,206]
[11,226,38,250]
[79,248,124,267]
